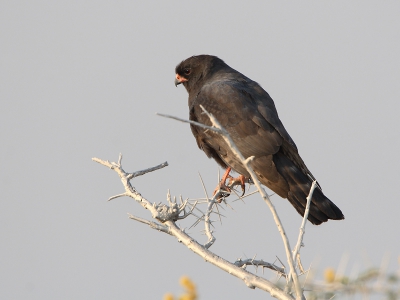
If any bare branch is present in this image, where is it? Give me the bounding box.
[127,161,168,179]
[93,156,178,223]
[204,196,217,249]
[234,258,286,276]
[165,220,294,300]
[296,254,306,274]
[157,113,224,134]
[94,155,294,300]
[292,181,317,261]
[288,181,317,283]
[197,106,304,299]
[196,172,217,248]
[176,199,196,220]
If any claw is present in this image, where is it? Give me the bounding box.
[240,181,246,197]
[228,175,246,197]
[213,168,247,201]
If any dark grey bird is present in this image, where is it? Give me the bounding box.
[175,55,344,225]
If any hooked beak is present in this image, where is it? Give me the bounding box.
[175,74,188,87]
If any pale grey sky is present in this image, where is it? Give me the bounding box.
[1,1,399,299]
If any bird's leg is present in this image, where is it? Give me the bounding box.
[213,167,232,201]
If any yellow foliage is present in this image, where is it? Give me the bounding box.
[180,276,196,294]
[324,268,336,283]
[164,293,174,300]
[163,276,197,300]
[179,276,197,300]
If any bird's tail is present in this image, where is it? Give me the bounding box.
[273,152,344,225]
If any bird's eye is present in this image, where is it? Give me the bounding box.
[184,68,191,75]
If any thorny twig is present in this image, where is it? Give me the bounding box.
[93,154,294,300]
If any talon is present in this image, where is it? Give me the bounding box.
[240,181,246,197]
[240,175,246,196]
[228,174,246,197]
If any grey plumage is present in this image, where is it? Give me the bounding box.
[175,55,344,225]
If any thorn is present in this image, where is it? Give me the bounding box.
[214,202,223,225]
[276,256,286,269]
[189,200,198,213]
[108,193,127,201]
[198,172,210,200]
[223,200,235,211]
[189,216,204,229]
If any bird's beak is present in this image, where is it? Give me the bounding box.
[175,74,188,87]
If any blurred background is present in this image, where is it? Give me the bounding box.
[1,1,399,299]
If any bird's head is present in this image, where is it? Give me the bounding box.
[175,55,226,93]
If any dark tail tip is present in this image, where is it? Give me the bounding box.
[287,188,344,225]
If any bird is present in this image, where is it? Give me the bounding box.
[174,55,344,225]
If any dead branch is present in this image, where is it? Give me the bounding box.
[93,154,294,300]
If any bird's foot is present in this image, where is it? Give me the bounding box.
[213,167,247,202]
[227,174,246,197]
